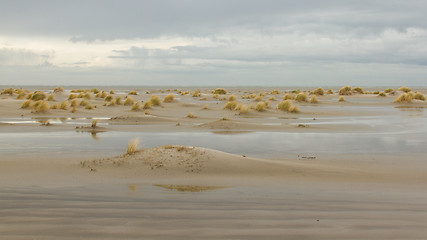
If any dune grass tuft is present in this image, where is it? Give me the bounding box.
[192,90,201,97]
[131,102,141,111]
[163,93,175,103]
[187,112,197,118]
[224,101,239,110]
[277,100,292,111]
[228,95,237,101]
[1,88,14,95]
[129,90,138,95]
[104,95,113,102]
[85,104,94,110]
[110,90,115,94]
[283,94,295,100]
[60,101,69,110]
[414,92,426,101]
[70,99,78,107]
[124,96,135,106]
[91,119,99,128]
[295,93,308,102]
[70,106,77,113]
[68,94,78,100]
[254,95,263,102]
[79,100,88,106]
[115,96,123,105]
[255,102,267,112]
[21,100,32,109]
[378,92,386,97]
[398,86,412,93]
[31,92,47,101]
[394,93,413,103]
[47,94,55,101]
[214,88,227,94]
[289,105,299,113]
[327,89,334,94]
[34,100,49,113]
[91,88,100,94]
[312,87,325,96]
[339,86,352,95]
[310,95,318,103]
[17,92,27,99]
[338,96,345,102]
[352,87,364,94]
[384,88,394,93]
[150,95,161,106]
[53,86,64,93]
[126,138,139,155]
[235,103,249,114]
[83,93,92,100]
[202,104,209,110]
[143,100,152,109]
[50,104,58,109]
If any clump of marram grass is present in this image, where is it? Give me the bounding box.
[70,106,77,113]
[202,104,209,110]
[126,138,139,155]
[255,102,267,112]
[268,97,276,101]
[277,100,292,111]
[129,90,138,95]
[60,101,69,110]
[270,89,280,95]
[327,89,334,94]
[83,93,92,100]
[187,112,197,118]
[99,92,107,98]
[228,95,237,101]
[33,100,49,113]
[214,88,227,94]
[107,99,116,106]
[384,88,394,93]
[289,105,299,113]
[85,104,94,110]
[373,91,380,94]
[115,96,123,105]
[91,88,100,94]
[110,90,115,94]
[31,91,47,101]
[17,92,27,99]
[283,94,295,100]
[339,86,352,95]
[414,92,426,101]
[53,86,64,93]
[254,95,263,102]
[352,87,364,94]
[70,99,78,107]
[91,119,99,128]
[235,103,249,114]
[310,95,318,103]
[47,94,55,101]
[1,88,15,95]
[224,101,239,110]
[338,96,345,102]
[163,93,175,103]
[398,86,412,93]
[26,93,33,99]
[192,90,201,97]
[79,100,88,106]
[21,100,32,109]
[312,87,325,96]
[378,92,386,97]
[68,94,78,100]
[394,93,413,103]
[131,102,141,111]
[124,96,135,106]
[143,100,152,109]
[150,95,161,106]
[50,104,58,109]
[295,93,308,102]
[104,95,113,102]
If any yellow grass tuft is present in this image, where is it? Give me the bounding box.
[79,100,88,106]
[1,88,14,95]
[60,101,69,110]
[224,101,239,110]
[85,104,94,110]
[312,87,325,96]
[50,104,58,109]
[268,97,276,101]
[338,96,345,102]
[124,96,135,106]
[283,94,295,100]
[126,138,139,155]
[54,86,64,93]
[352,87,364,94]
[254,95,263,102]
[186,112,197,118]
[21,100,32,109]
[339,86,352,95]
[68,94,78,100]
[192,90,201,97]
[131,102,141,111]
[310,95,318,103]
[235,103,249,114]
[150,95,161,106]
[414,92,426,101]
[143,100,152,109]
[91,119,99,128]
[255,102,267,112]
[91,88,100,94]
[34,100,49,113]
[17,92,27,99]
[70,99,78,107]
[31,91,47,101]
[295,93,308,102]
[202,104,209,110]
[213,88,227,94]
[70,106,77,113]
[47,94,55,101]
[277,100,292,111]
[270,89,280,95]
[228,95,237,101]
[384,88,394,93]
[129,90,138,95]
[378,92,386,97]
[289,105,299,113]
[327,89,334,94]
[83,93,92,100]
[163,93,175,103]
[110,90,115,94]
[398,86,412,93]
[104,95,113,102]
[394,93,413,103]
[115,96,123,105]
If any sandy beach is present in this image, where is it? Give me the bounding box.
[1,86,427,239]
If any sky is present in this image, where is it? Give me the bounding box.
[1,0,427,86]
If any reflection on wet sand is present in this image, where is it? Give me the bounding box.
[154,184,228,192]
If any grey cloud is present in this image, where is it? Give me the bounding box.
[0,48,54,66]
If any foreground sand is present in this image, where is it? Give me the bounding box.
[1,86,427,239]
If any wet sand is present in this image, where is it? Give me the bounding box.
[1,86,427,239]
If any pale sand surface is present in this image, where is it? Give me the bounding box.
[1,86,427,239]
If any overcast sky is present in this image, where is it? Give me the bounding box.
[1,0,427,86]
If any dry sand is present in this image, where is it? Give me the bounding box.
[1,86,427,239]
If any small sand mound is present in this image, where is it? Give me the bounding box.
[198,119,251,130]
